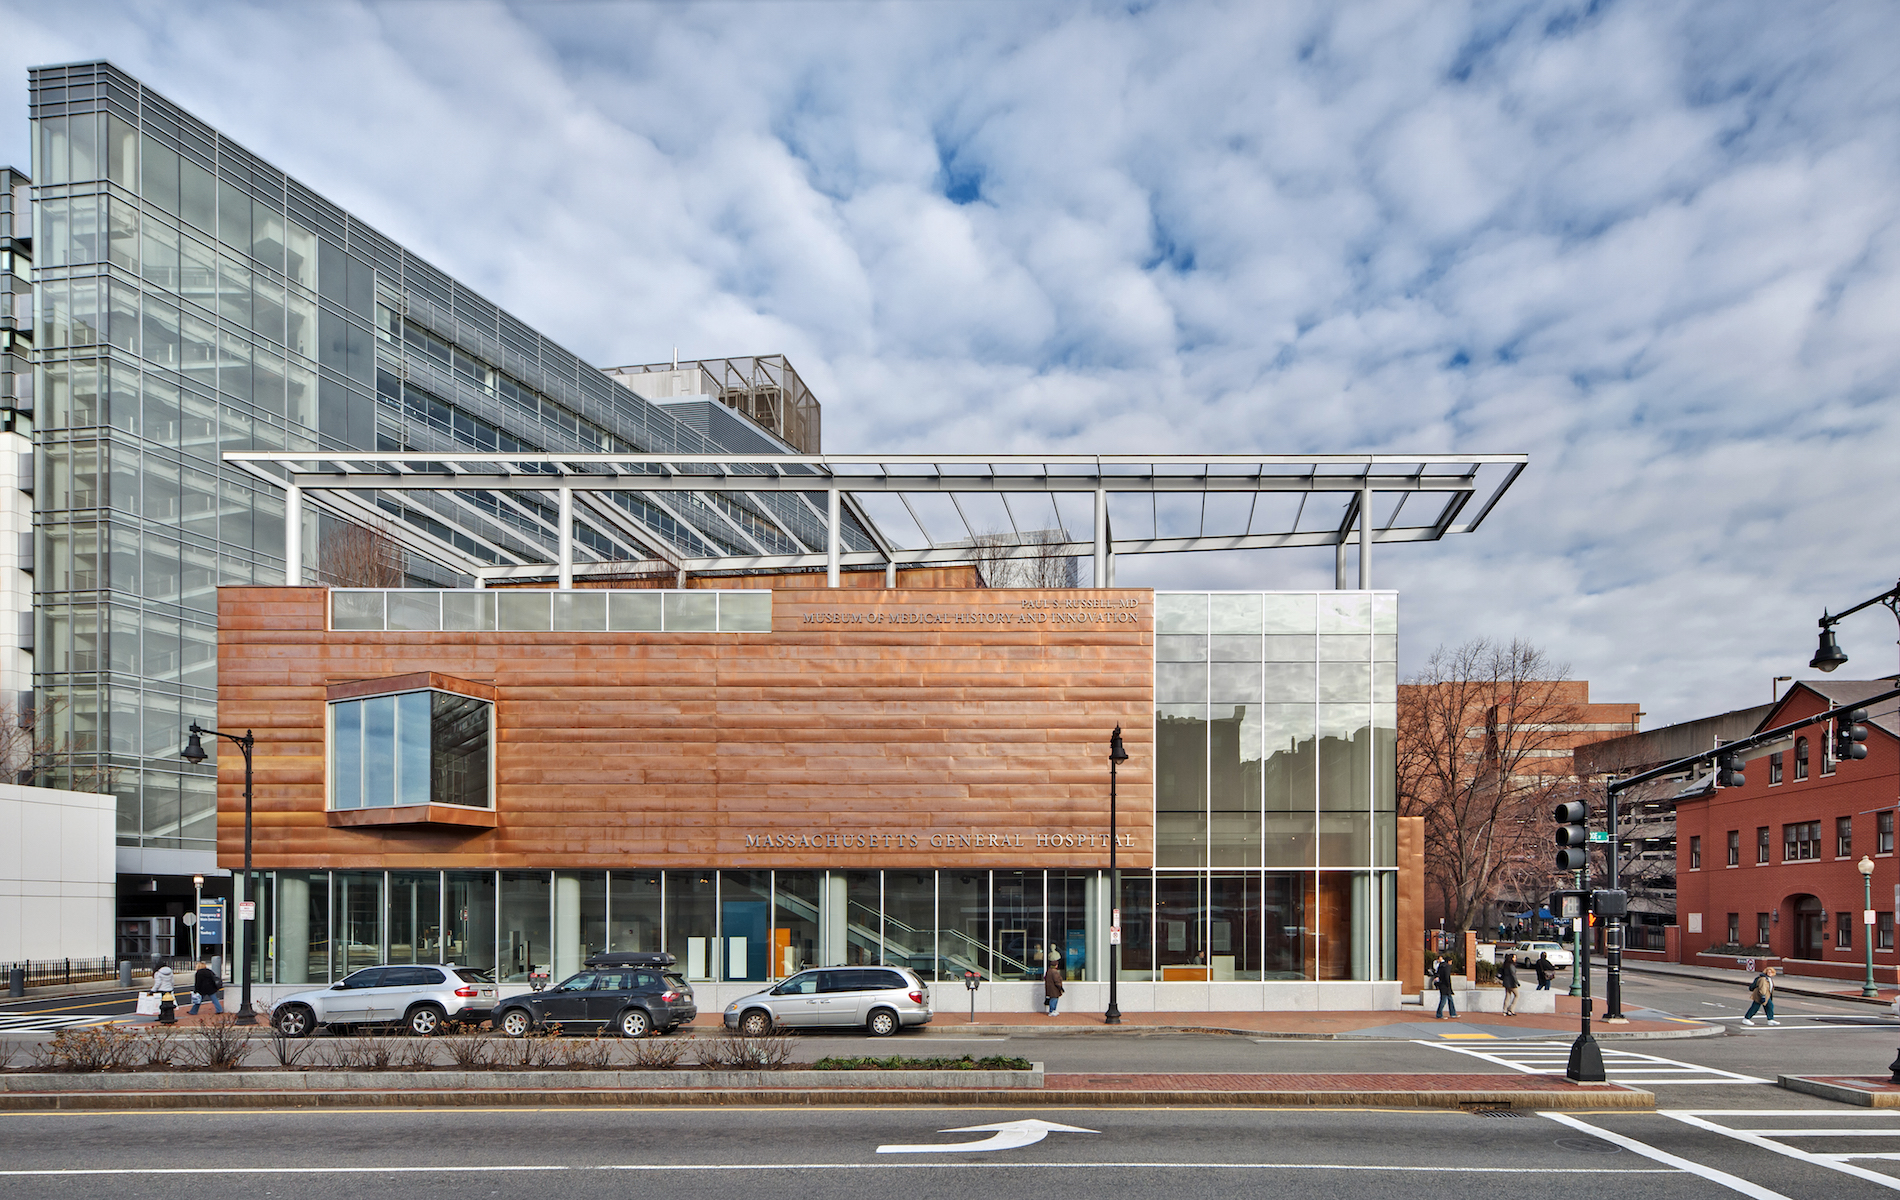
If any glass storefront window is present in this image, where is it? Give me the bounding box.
[553,871,605,980]
[665,871,717,980]
[1117,870,1154,979]
[387,870,441,966]
[992,870,1042,981]
[1155,873,1207,978]
[1209,872,1262,981]
[842,870,881,966]
[772,871,821,977]
[333,869,383,977]
[1048,870,1097,982]
[939,871,989,978]
[608,871,661,955]
[1263,873,1306,979]
[720,870,771,982]
[273,870,328,984]
[444,870,496,975]
[499,870,550,984]
[882,871,936,979]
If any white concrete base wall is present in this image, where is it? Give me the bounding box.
[1443,986,1557,1015]
[0,782,116,962]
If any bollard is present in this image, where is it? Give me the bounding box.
[7,967,22,998]
[118,959,134,988]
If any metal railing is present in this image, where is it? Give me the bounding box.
[3,956,117,987]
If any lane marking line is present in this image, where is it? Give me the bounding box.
[1540,1113,1792,1200]
[1661,1111,1900,1192]
[0,1164,1680,1177]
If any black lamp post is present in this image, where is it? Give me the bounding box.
[1105,725,1128,1026]
[1810,578,1900,674]
[182,723,257,1026]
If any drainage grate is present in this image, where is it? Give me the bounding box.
[1467,1107,1526,1118]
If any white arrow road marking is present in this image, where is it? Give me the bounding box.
[877,1118,1099,1154]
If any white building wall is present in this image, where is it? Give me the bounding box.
[0,431,30,704]
[0,782,115,961]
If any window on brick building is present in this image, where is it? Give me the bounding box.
[1728,913,1740,945]
[1759,826,1772,864]
[1756,912,1771,946]
[1882,811,1894,856]
[1728,830,1740,866]
[1770,751,1783,785]
[1689,835,1702,870]
[1839,816,1854,858]
[1838,912,1853,950]
[1784,821,1820,861]
[1795,736,1809,781]
[1881,913,1894,952]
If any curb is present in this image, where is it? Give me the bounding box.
[1620,963,1899,1009]
[0,1085,1655,1112]
[1778,1075,1900,1107]
[0,1066,1042,1093]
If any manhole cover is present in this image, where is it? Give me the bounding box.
[1554,1138,1621,1154]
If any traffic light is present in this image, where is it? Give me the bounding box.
[1715,750,1745,789]
[1554,800,1589,870]
[1835,708,1870,762]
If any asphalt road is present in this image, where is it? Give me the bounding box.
[4,1104,1900,1199]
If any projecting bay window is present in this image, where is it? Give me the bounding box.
[327,674,495,827]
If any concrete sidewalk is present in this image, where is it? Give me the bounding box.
[107,1005,1713,1042]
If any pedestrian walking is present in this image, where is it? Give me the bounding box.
[152,961,177,1025]
[1042,958,1065,1017]
[1433,953,1458,1019]
[1499,953,1520,1016]
[1741,965,1779,1025]
[187,960,224,1015]
[1533,952,1555,991]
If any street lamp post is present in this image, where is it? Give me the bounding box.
[1862,856,1880,1000]
[181,723,257,1026]
[191,874,204,968]
[1105,725,1128,1026]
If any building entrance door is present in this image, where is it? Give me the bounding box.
[1792,896,1825,960]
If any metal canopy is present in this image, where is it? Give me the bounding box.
[223,451,1527,589]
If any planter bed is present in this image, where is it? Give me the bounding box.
[0,1065,1044,1093]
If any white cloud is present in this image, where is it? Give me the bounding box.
[4,0,1899,725]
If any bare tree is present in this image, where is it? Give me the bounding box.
[1397,638,1583,933]
[317,520,404,588]
[0,695,119,793]
[971,528,1079,588]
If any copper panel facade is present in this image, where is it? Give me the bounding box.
[216,586,1154,872]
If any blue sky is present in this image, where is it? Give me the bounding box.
[6,1,1898,727]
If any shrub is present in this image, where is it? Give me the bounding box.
[266,1026,313,1070]
[626,1037,688,1070]
[495,1032,559,1070]
[390,1038,438,1071]
[557,1036,614,1071]
[1475,960,1499,986]
[321,1036,392,1071]
[29,1026,141,1072]
[440,1028,496,1070]
[134,1025,182,1068]
[185,1015,251,1070]
[697,1032,798,1070]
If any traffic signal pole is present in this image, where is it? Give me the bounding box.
[1605,787,1625,1022]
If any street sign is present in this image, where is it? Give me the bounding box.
[180,912,198,928]
[238,901,255,921]
[199,900,225,943]
[1588,831,1610,843]
[1108,926,1122,945]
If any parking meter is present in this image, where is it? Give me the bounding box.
[963,970,982,1023]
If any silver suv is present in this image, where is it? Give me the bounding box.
[269,964,498,1037]
[724,966,932,1037]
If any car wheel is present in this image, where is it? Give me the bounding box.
[498,1008,533,1038]
[738,1009,774,1037]
[406,1004,445,1037]
[272,1004,314,1039]
[866,1008,899,1037]
[617,1008,651,1039]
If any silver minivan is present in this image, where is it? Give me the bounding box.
[724,966,932,1037]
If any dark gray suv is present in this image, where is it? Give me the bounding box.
[492,952,697,1038]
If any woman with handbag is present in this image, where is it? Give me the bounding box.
[151,961,177,1025]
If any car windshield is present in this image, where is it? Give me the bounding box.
[775,973,819,995]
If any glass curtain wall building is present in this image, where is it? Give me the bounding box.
[0,167,33,711]
[26,62,862,871]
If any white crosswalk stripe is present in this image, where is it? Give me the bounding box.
[0,1013,120,1034]
[1420,1039,1769,1085]
[1663,1110,1900,1191]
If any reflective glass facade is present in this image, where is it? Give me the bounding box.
[26,63,864,861]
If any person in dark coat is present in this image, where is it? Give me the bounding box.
[1533,952,1556,990]
[187,961,224,1015]
[1432,953,1458,1019]
[1043,958,1066,1016]
[1499,953,1520,1016]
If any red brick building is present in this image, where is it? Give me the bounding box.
[1674,681,1900,984]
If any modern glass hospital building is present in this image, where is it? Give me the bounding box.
[22,61,1522,1010]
